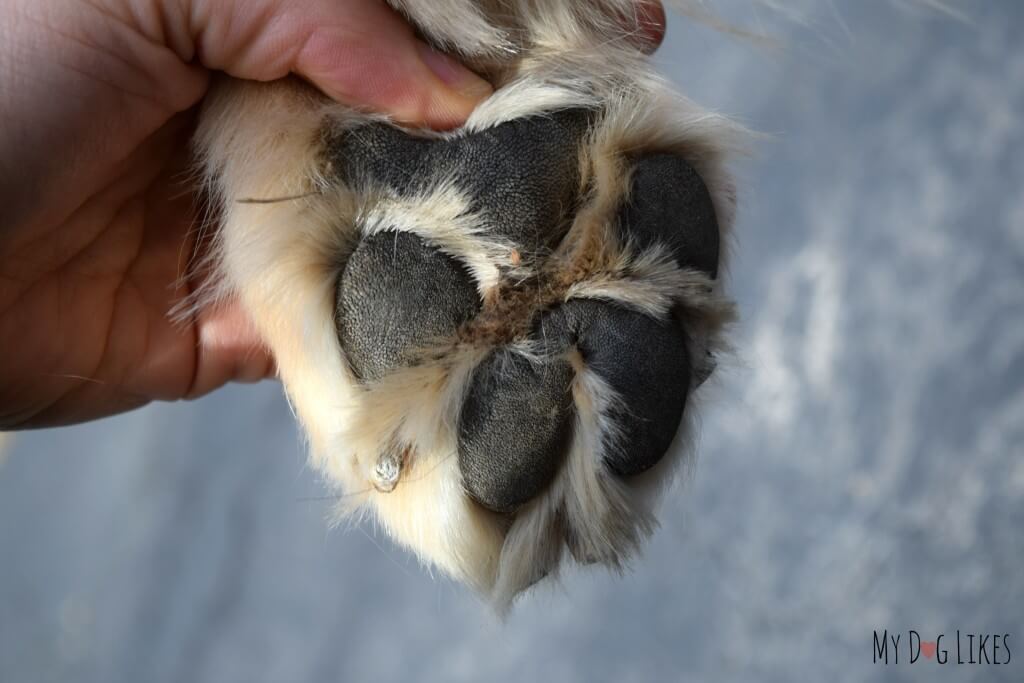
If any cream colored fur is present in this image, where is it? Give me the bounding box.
[190,0,740,611]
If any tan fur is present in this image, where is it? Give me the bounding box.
[191,0,740,610]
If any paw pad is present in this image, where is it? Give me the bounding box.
[458,350,575,513]
[537,298,692,477]
[336,230,480,382]
[619,153,720,278]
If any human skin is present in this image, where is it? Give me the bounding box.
[0,0,663,429]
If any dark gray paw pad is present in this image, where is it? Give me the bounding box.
[330,110,590,253]
[457,350,575,513]
[618,154,720,278]
[336,230,480,382]
[538,299,691,476]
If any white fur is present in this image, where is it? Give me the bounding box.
[191,0,740,611]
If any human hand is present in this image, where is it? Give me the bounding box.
[0,0,663,429]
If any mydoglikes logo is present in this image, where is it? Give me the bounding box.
[873,630,1012,666]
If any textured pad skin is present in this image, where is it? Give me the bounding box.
[537,299,691,476]
[618,154,720,278]
[458,351,575,513]
[330,110,590,251]
[336,231,480,381]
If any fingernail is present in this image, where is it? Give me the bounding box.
[619,1,666,54]
[637,1,667,53]
[417,43,493,101]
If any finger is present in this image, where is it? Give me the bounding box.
[638,1,666,53]
[187,0,493,130]
[188,299,277,399]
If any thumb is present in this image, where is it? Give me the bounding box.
[188,0,493,129]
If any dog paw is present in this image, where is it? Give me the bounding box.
[195,66,737,609]
[328,106,729,576]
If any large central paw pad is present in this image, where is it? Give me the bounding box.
[327,107,728,600]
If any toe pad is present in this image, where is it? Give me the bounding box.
[336,231,480,382]
[539,299,691,476]
[618,154,720,278]
[458,350,575,514]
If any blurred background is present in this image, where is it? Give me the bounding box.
[2,2,1022,681]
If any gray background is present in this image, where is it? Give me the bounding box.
[2,2,1022,681]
